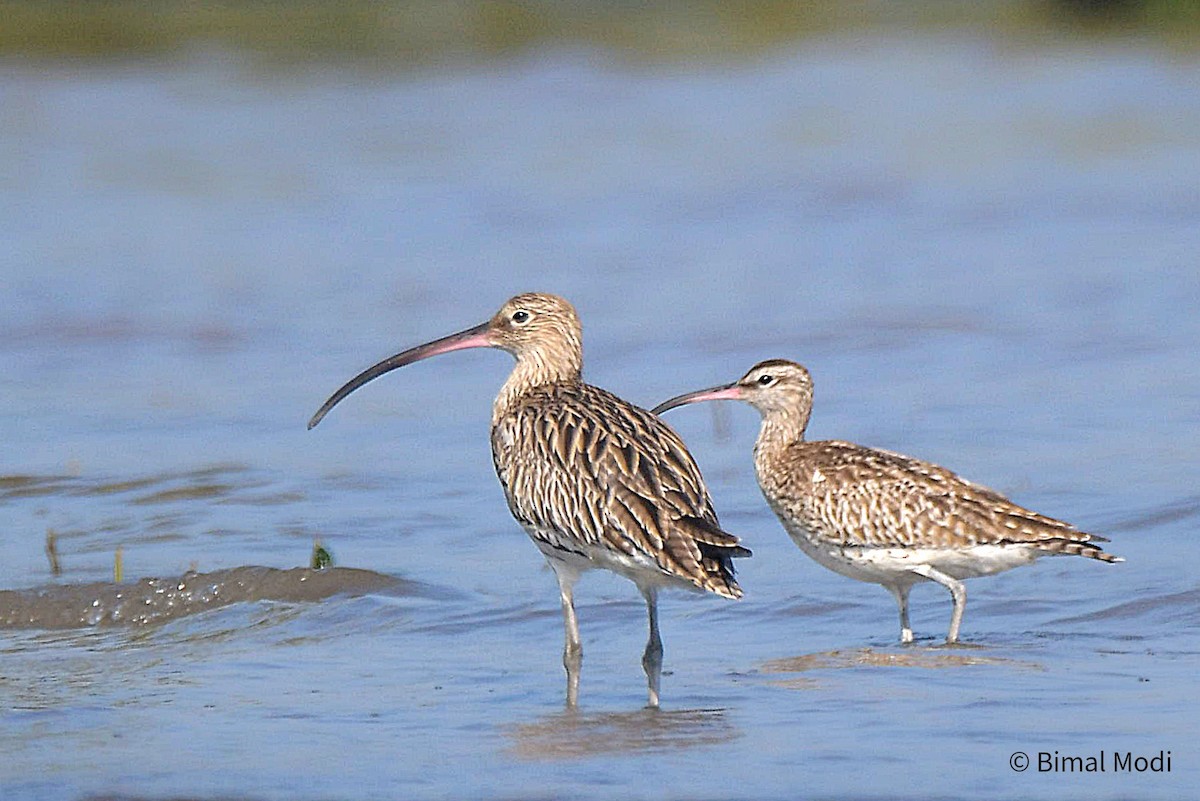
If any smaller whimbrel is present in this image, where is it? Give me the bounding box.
[309,293,749,707]
[654,359,1121,644]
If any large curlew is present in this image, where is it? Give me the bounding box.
[310,293,748,705]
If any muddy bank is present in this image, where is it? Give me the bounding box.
[0,566,412,629]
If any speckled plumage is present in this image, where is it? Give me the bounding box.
[492,380,744,599]
[310,293,746,706]
[654,359,1120,644]
[759,440,1115,558]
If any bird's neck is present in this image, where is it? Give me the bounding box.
[493,350,582,424]
[753,407,810,470]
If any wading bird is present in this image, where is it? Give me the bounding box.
[309,293,748,706]
[653,359,1120,644]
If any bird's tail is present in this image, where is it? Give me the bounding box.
[991,505,1123,564]
[679,516,751,600]
[1031,536,1123,563]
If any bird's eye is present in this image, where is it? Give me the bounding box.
[757,374,774,386]
[511,310,530,324]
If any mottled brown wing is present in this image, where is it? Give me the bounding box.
[780,441,1110,556]
[491,383,746,597]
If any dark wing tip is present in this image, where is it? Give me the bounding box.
[729,544,753,559]
[678,515,747,548]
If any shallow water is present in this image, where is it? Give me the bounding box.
[2,32,1199,801]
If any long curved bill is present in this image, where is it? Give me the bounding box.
[308,321,492,430]
[651,383,743,415]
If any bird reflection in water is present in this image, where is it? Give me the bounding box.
[507,706,739,760]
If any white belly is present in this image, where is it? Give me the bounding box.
[523,525,696,593]
[781,520,1041,587]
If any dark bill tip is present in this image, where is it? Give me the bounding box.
[651,383,742,415]
[307,321,492,430]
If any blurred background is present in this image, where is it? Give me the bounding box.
[3,0,1197,479]
[2,3,1198,800]
[1,0,1198,59]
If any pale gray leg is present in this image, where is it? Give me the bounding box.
[553,567,582,707]
[641,587,663,709]
[888,584,914,643]
[911,564,967,644]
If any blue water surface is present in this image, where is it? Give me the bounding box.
[1,33,1198,800]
